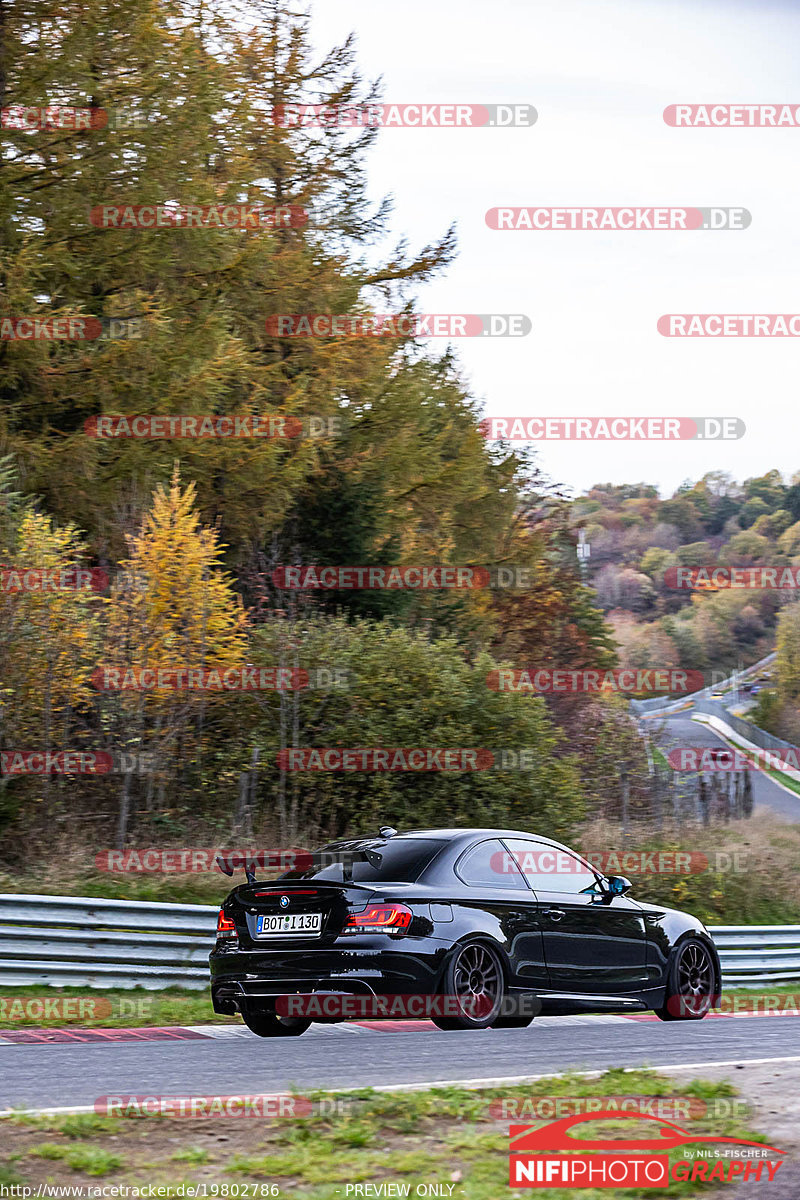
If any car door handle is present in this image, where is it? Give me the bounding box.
[543,908,565,921]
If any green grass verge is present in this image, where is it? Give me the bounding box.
[0,1069,776,1199]
[0,984,229,1027]
[3,983,800,1030]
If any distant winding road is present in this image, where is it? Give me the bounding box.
[653,706,800,821]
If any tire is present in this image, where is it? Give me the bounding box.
[654,938,716,1022]
[430,1016,463,1030]
[491,1014,534,1029]
[242,1009,312,1037]
[431,942,505,1030]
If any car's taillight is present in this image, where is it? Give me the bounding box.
[343,904,413,936]
[216,908,237,938]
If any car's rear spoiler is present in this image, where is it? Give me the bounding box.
[216,854,257,884]
[215,847,312,884]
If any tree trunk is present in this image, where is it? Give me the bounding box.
[116,770,133,850]
[698,775,709,826]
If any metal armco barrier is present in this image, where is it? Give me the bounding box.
[0,894,217,990]
[1,894,798,990]
[709,925,800,986]
[693,698,800,760]
[630,651,776,718]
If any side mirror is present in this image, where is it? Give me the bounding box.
[606,875,633,897]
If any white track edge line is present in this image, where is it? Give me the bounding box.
[6,1054,800,1116]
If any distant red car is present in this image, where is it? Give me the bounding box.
[703,747,734,765]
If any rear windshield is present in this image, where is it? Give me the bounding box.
[280,838,445,884]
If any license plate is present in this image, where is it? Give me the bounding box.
[256,912,323,937]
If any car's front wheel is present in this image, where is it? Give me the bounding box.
[431,942,505,1030]
[654,938,716,1021]
[242,1009,312,1037]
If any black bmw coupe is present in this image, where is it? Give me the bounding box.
[209,827,721,1037]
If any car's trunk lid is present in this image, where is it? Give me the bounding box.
[231,879,380,946]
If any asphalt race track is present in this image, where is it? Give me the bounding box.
[2,705,797,1114]
[2,1014,800,1112]
[656,708,800,820]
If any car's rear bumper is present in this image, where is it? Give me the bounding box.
[209,940,450,1015]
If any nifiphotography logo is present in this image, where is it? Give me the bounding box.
[508,1110,784,1188]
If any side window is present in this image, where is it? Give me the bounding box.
[504,840,600,895]
[455,839,526,889]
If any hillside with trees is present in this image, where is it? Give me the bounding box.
[5,4,796,880]
[572,470,800,681]
[1,0,635,864]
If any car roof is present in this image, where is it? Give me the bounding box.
[322,829,577,853]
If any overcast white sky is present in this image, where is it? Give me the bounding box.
[307,0,800,499]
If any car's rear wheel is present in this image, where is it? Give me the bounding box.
[242,1009,312,1037]
[654,938,716,1021]
[431,942,505,1030]
[491,1013,534,1029]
